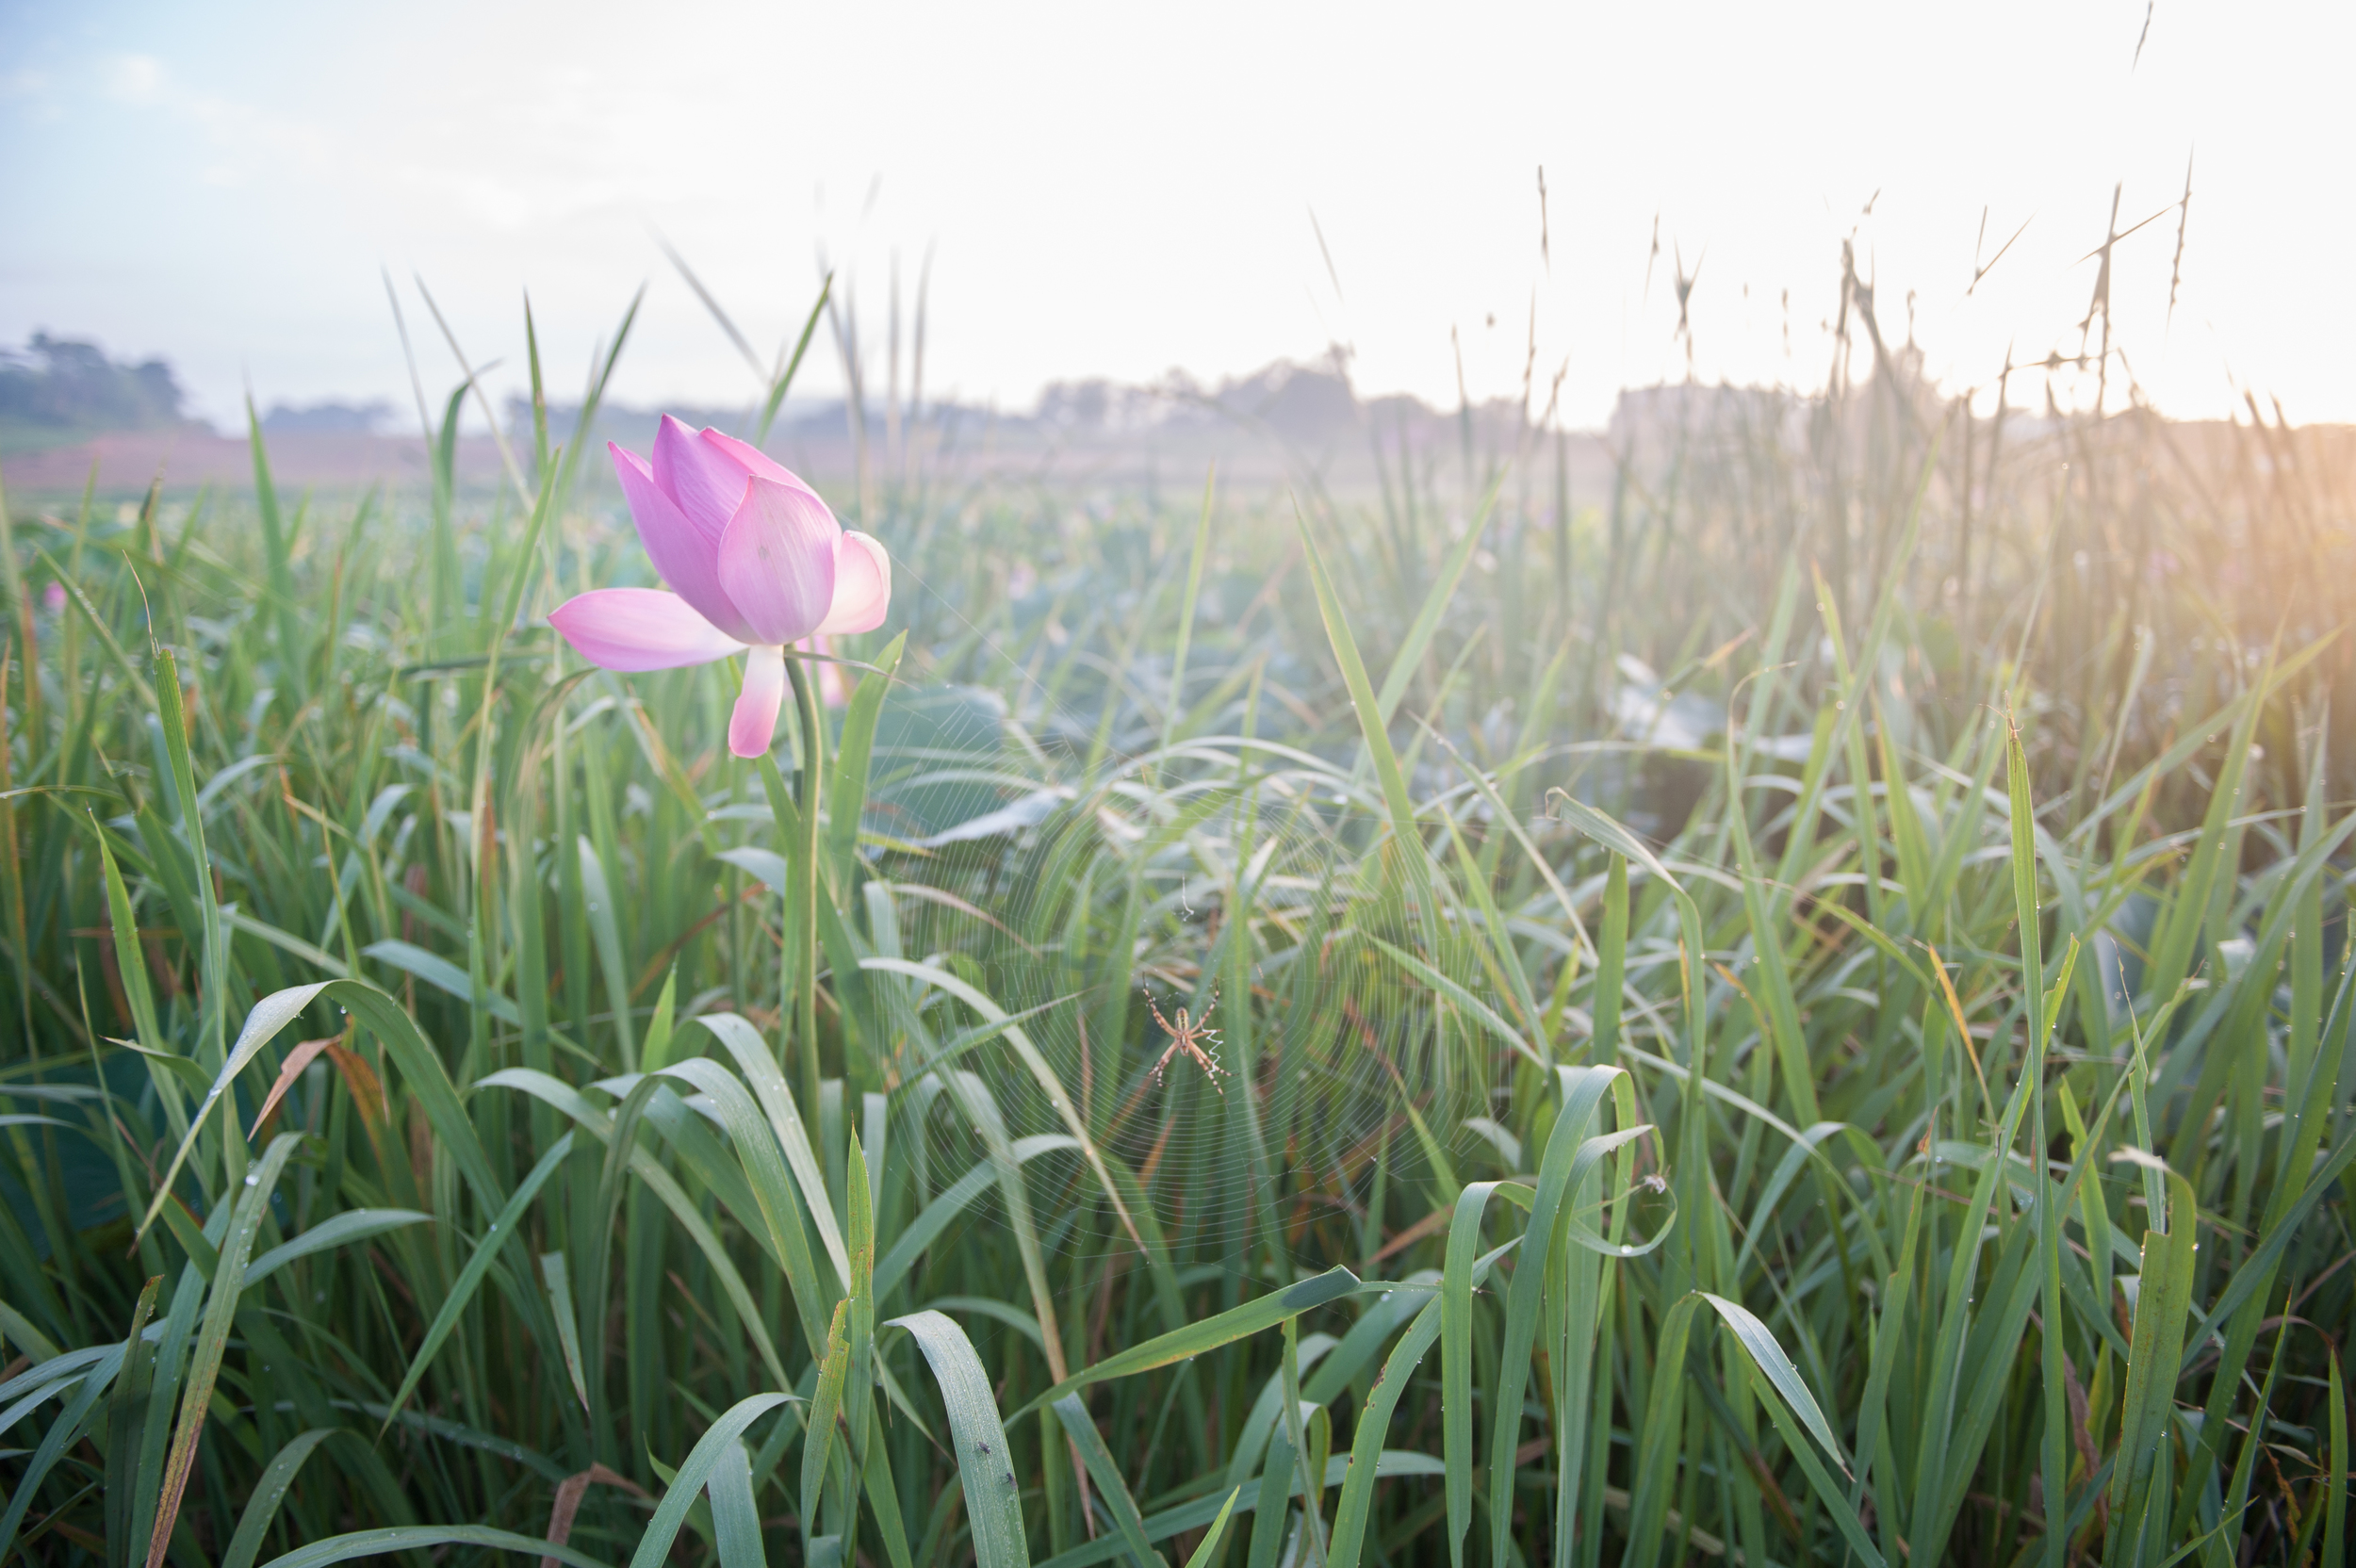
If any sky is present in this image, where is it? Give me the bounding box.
[3,0,2350,431]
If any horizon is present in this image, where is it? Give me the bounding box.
[5,1,2352,433]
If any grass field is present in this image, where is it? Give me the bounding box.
[1,287,2351,1568]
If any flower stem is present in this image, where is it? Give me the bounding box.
[785,653,827,1145]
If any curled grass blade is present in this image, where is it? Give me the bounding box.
[891,1310,1032,1568]
[220,1429,341,1568]
[630,1392,796,1568]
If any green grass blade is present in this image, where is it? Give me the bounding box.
[102,1276,163,1568]
[481,1069,794,1390]
[1010,1267,1360,1421]
[1055,1393,1165,1568]
[382,1131,572,1427]
[241,1210,431,1290]
[630,1393,797,1568]
[806,1298,853,1544]
[2325,1348,2347,1568]
[258,1526,613,1568]
[540,1250,590,1412]
[1485,1067,1625,1568]
[0,1337,124,1558]
[711,1433,766,1568]
[1442,1182,1520,1568]
[1620,1293,1701,1568]
[1371,472,1501,726]
[696,1015,853,1288]
[1183,1489,1242,1568]
[831,630,908,874]
[1161,469,1218,752]
[578,836,637,1070]
[220,1429,340,1568]
[144,1131,303,1568]
[1294,505,1416,843]
[1327,1294,1441,1568]
[2109,1156,2198,1545]
[756,272,834,447]
[860,958,1145,1251]
[891,1310,1032,1568]
[656,1052,841,1361]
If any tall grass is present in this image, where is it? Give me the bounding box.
[1,281,2350,1568]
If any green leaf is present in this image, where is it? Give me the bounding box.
[653,1050,839,1363]
[138,978,504,1253]
[1695,1293,1883,1567]
[2110,1156,2199,1536]
[630,1393,797,1568]
[1162,471,1219,751]
[241,1210,433,1290]
[1034,1455,1440,1568]
[805,1298,853,1544]
[104,1275,163,1568]
[1181,1489,1242,1568]
[1482,1066,1629,1568]
[257,1526,612,1568]
[145,1132,304,1568]
[0,1315,135,1560]
[578,836,637,1069]
[891,1310,1032,1568]
[1441,1181,1524,1568]
[541,1250,589,1412]
[1620,1294,1702,1568]
[1329,1296,1445,1568]
[711,1431,766,1568]
[1010,1266,1360,1421]
[1054,1393,1165,1568]
[1371,474,1501,726]
[694,1015,853,1287]
[382,1132,573,1428]
[478,1069,793,1391]
[362,939,525,1027]
[1294,508,1416,843]
[2325,1348,2347,1568]
[833,629,908,873]
[861,958,1147,1252]
[220,1429,340,1568]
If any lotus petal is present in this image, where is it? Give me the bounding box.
[549,589,743,671]
[717,476,840,645]
[814,531,892,636]
[651,413,756,540]
[609,443,753,641]
[699,428,821,497]
[729,643,788,758]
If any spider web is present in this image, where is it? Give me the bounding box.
[843,562,1508,1281]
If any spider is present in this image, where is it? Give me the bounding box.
[1144,988,1231,1094]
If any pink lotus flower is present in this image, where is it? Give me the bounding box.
[550,416,890,758]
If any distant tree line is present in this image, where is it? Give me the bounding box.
[0,332,189,433]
